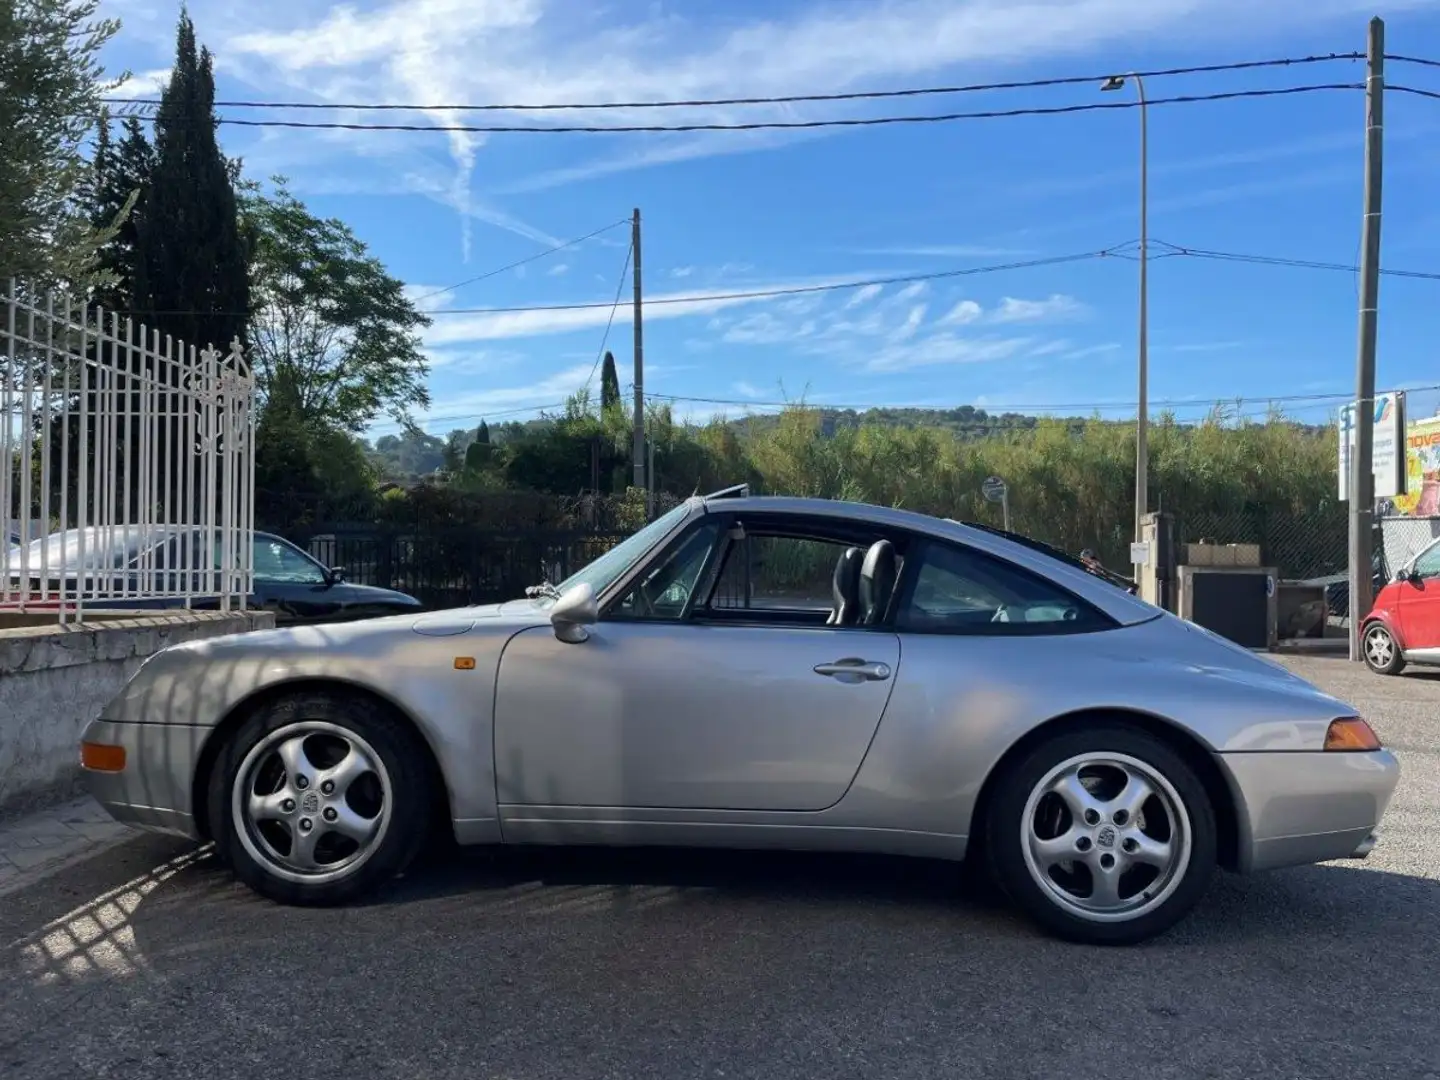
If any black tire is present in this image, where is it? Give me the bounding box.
[207,690,434,906]
[984,724,1217,946]
[1362,621,1406,676]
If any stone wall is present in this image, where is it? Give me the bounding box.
[0,611,275,816]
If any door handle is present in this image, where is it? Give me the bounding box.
[813,658,892,681]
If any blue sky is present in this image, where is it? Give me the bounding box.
[98,0,1440,439]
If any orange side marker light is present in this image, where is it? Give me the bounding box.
[80,741,127,772]
[1324,717,1381,752]
[454,657,476,670]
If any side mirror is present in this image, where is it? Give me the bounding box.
[550,582,598,644]
[327,566,346,584]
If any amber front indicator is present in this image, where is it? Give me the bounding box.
[1324,717,1381,752]
[80,741,126,772]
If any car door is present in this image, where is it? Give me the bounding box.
[247,534,344,624]
[492,515,904,813]
[1394,540,1440,652]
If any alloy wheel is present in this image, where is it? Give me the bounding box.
[231,721,393,886]
[1019,752,1193,924]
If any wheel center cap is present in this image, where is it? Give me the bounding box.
[300,790,321,815]
[1095,824,1118,849]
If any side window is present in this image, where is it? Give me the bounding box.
[1414,543,1440,579]
[250,536,328,584]
[897,541,1113,634]
[707,535,852,615]
[609,523,722,621]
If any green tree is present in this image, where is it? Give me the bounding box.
[131,8,249,354]
[600,351,622,413]
[476,420,491,444]
[88,113,153,313]
[0,0,124,289]
[243,177,430,430]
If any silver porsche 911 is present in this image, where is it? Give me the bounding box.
[80,486,1399,945]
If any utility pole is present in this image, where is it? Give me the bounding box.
[1349,16,1385,662]
[1099,72,1148,546]
[631,208,646,495]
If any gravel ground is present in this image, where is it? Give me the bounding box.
[1,653,1438,1080]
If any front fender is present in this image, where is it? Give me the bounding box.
[97,620,530,835]
[1361,605,1405,651]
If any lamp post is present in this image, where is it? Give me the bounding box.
[1102,73,1149,546]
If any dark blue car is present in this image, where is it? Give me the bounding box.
[4,525,421,625]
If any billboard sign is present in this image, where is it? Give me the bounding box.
[1339,391,1406,501]
[1391,414,1440,517]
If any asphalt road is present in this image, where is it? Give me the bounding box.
[3,654,1439,1080]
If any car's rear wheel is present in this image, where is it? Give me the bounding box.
[1362,622,1405,676]
[208,691,433,906]
[985,725,1216,946]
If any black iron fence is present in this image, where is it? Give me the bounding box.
[293,525,630,609]
[266,490,684,609]
[265,491,1354,610]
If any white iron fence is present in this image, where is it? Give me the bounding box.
[1,281,256,621]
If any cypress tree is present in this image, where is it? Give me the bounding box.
[132,8,249,356]
[600,351,622,413]
[89,114,152,315]
[477,420,491,445]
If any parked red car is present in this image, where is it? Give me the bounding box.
[1361,534,1440,675]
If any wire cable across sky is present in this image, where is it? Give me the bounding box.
[103,52,1368,115]
[123,84,1363,135]
[410,219,629,305]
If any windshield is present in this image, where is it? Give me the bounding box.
[553,502,692,598]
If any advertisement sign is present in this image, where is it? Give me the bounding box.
[1339,391,1406,501]
[1392,415,1440,518]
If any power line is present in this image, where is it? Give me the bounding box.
[119,84,1360,135]
[104,53,1364,115]
[410,219,629,305]
[96,240,1440,323]
[1391,84,1440,102]
[371,400,569,431]
[114,249,1129,319]
[643,384,1440,416]
[1152,241,1440,281]
[1385,53,1440,70]
[582,239,634,393]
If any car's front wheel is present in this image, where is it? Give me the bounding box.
[985,725,1217,946]
[207,691,434,905]
[1362,622,1405,676]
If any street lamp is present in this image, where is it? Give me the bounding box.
[1102,72,1149,547]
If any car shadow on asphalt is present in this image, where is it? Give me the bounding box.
[4,832,1434,986]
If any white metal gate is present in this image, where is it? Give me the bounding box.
[1,282,256,621]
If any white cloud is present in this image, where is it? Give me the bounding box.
[670,267,695,279]
[205,0,1407,249]
[941,299,982,325]
[865,334,1036,373]
[115,68,171,95]
[990,294,1086,324]
[845,284,884,308]
[423,273,876,344]
[412,361,599,428]
[733,381,765,399]
[547,263,570,276]
[890,304,927,343]
[722,312,818,346]
[852,244,1032,259]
